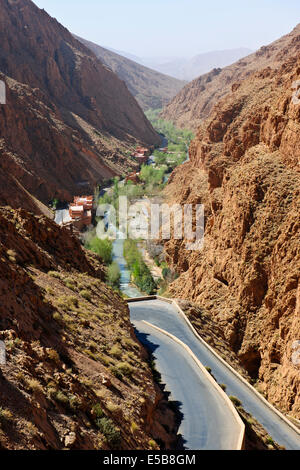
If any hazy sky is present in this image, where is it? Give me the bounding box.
[34,0,300,58]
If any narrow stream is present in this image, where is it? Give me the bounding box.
[111,137,189,298]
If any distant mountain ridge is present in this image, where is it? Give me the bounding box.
[154,48,253,81]
[96,47,253,81]
[75,35,186,111]
[0,0,160,213]
[161,24,300,129]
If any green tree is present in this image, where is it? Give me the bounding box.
[86,237,113,265]
[107,262,121,289]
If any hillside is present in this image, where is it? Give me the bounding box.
[163,25,300,419]
[0,206,179,449]
[75,35,186,111]
[0,0,160,213]
[151,48,252,81]
[161,24,300,129]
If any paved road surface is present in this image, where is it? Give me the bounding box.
[134,320,241,450]
[129,299,300,450]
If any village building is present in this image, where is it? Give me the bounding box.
[125,172,140,184]
[135,146,151,157]
[68,195,93,230]
[131,146,151,166]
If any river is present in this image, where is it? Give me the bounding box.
[111,136,189,298]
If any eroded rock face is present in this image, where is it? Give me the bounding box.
[0,207,179,450]
[0,0,160,212]
[163,30,300,418]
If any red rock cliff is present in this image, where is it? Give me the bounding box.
[0,0,160,211]
[163,28,300,419]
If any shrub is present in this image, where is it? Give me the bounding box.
[110,366,123,380]
[92,403,104,418]
[140,165,166,186]
[130,421,138,434]
[266,436,275,446]
[229,396,242,407]
[115,362,134,378]
[57,295,79,311]
[47,349,60,363]
[53,312,61,322]
[86,237,113,265]
[26,378,43,393]
[65,281,76,291]
[68,296,79,308]
[162,267,171,280]
[55,391,69,405]
[69,394,81,411]
[48,271,61,279]
[149,439,156,449]
[122,337,137,349]
[80,290,92,301]
[109,345,122,359]
[0,407,13,424]
[96,417,121,448]
[107,262,121,290]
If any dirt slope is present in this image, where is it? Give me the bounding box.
[0,206,179,449]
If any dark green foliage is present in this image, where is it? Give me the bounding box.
[139,164,167,186]
[107,262,121,290]
[124,239,157,295]
[85,237,113,265]
[95,417,121,448]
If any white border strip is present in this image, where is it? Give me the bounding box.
[142,320,245,450]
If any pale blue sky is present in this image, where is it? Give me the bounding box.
[34,0,300,58]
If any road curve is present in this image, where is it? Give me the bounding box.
[129,299,300,450]
[133,319,242,450]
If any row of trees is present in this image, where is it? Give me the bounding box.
[145,109,194,145]
[123,239,157,295]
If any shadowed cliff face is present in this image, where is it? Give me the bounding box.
[161,23,300,130]
[163,28,300,418]
[0,207,179,450]
[75,35,186,111]
[0,0,160,212]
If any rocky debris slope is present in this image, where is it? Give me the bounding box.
[163,30,300,419]
[0,207,179,449]
[0,0,160,212]
[76,35,186,111]
[161,24,300,130]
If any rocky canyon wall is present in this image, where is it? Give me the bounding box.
[164,35,300,419]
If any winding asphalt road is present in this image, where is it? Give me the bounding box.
[129,299,300,450]
[134,320,241,450]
